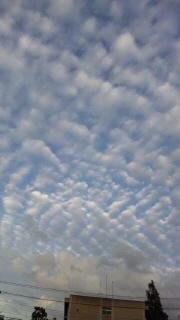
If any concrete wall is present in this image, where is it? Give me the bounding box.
[67,295,145,320]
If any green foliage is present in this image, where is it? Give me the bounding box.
[145,280,168,320]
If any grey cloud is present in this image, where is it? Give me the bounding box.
[35,254,56,270]
[24,215,49,242]
[112,240,149,272]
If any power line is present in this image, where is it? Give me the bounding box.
[1,291,180,313]
[0,300,61,314]
[1,290,180,311]
[3,316,24,320]
[0,290,145,309]
[0,280,180,301]
[0,296,59,311]
[0,310,28,318]
[4,315,20,320]
[1,291,63,303]
[0,281,73,295]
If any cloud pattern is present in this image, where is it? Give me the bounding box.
[0,0,180,319]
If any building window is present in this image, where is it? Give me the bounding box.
[102,307,112,316]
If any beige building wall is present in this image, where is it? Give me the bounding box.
[66,295,145,320]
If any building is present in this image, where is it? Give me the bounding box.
[64,295,145,320]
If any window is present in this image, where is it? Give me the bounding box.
[102,307,112,316]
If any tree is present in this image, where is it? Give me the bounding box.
[31,307,48,320]
[145,280,168,320]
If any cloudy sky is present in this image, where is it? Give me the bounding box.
[0,0,180,319]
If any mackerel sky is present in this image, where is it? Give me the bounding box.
[0,0,180,319]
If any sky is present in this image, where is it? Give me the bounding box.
[0,0,180,319]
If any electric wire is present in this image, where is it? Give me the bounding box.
[0,280,180,301]
[0,300,61,314]
[0,310,28,318]
[1,290,180,311]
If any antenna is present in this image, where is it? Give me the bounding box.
[112,281,114,299]
[106,274,108,297]
[99,279,102,294]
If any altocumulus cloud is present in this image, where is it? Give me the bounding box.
[0,0,180,319]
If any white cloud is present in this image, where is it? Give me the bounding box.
[83,17,97,34]
[11,166,31,184]
[21,139,66,172]
[110,1,123,19]
[0,15,13,35]
[0,1,179,319]
[3,194,23,214]
[114,32,141,63]
[19,35,54,56]
[25,11,57,35]
[49,0,76,17]
[0,47,25,71]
